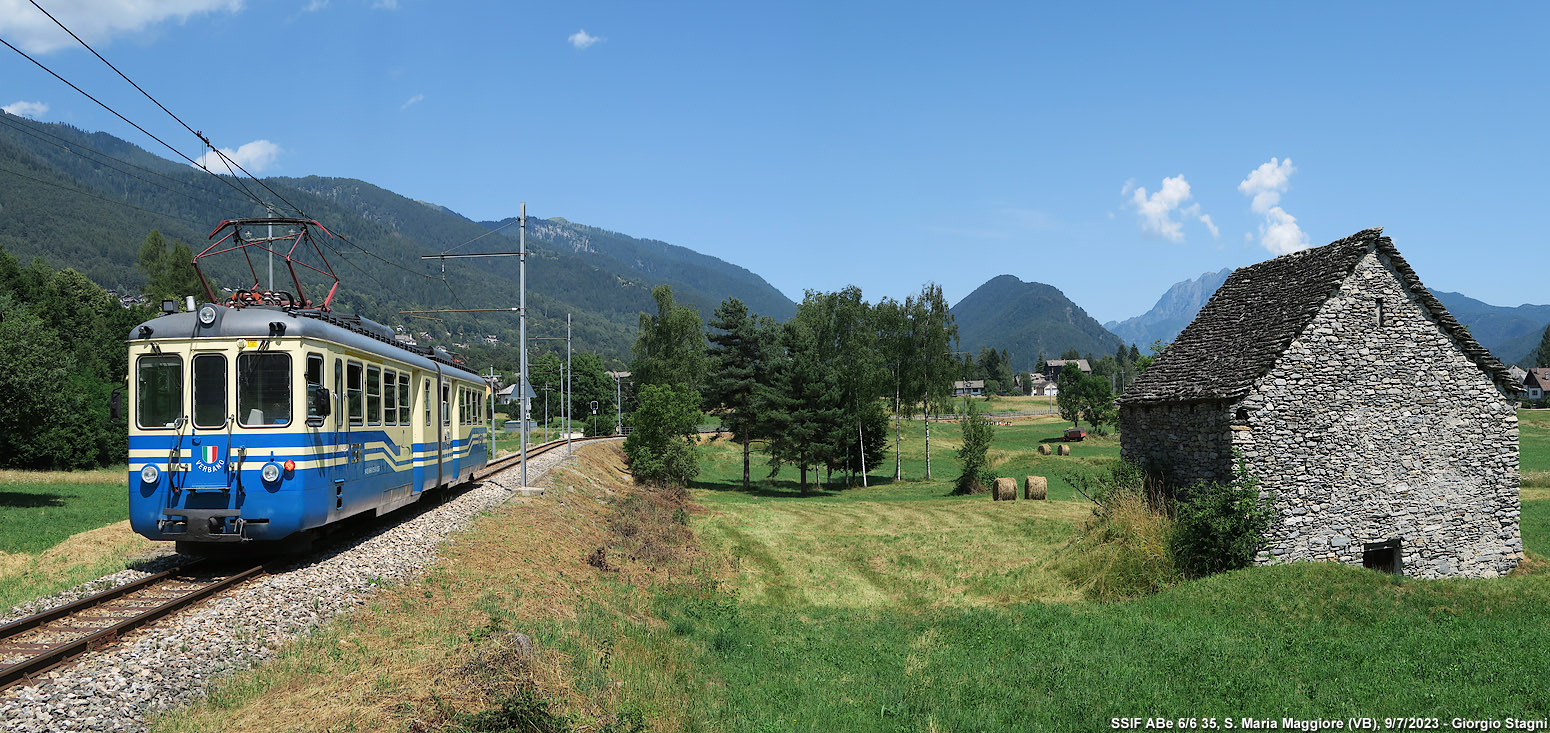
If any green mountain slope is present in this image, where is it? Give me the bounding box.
[1431,291,1550,367]
[949,274,1125,372]
[0,112,794,361]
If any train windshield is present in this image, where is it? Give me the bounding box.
[136,355,183,429]
[192,354,227,429]
[238,353,291,427]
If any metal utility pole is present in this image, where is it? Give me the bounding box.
[615,373,623,435]
[414,204,530,484]
[519,202,528,487]
[566,314,572,455]
[542,383,551,443]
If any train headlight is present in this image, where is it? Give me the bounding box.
[197,304,217,326]
[260,462,282,483]
[140,464,160,484]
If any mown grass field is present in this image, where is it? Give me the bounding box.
[0,467,161,611]
[162,412,1550,732]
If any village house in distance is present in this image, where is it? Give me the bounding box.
[1118,228,1522,578]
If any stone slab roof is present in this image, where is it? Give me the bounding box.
[1118,228,1520,405]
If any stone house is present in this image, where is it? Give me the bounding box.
[1118,228,1521,578]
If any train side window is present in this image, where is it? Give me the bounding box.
[424,380,431,427]
[238,352,291,427]
[366,366,382,426]
[398,372,411,425]
[347,362,364,425]
[442,384,450,426]
[334,359,343,427]
[306,354,324,420]
[136,355,183,429]
[192,353,228,429]
[384,371,397,425]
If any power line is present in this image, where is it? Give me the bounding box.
[23,0,306,217]
[0,113,256,212]
[0,33,270,210]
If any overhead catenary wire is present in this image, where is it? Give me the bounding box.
[0,33,271,210]
[6,6,497,335]
[22,0,306,217]
[0,113,259,213]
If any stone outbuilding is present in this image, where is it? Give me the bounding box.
[1118,228,1521,578]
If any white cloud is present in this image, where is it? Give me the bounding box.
[1238,157,1295,214]
[1258,206,1308,255]
[1238,157,1308,254]
[1127,174,1211,242]
[372,0,398,9]
[192,139,281,174]
[568,29,602,49]
[2,100,48,118]
[400,93,423,110]
[0,0,242,54]
[301,0,328,12]
[1198,212,1220,239]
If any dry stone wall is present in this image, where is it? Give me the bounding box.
[1118,401,1234,486]
[1233,251,1519,578]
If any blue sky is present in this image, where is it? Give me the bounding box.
[1,1,1545,323]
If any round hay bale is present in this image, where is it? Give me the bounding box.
[993,477,1017,501]
[1057,444,1071,456]
[1024,476,1047,500]
[1037,444,1051,455]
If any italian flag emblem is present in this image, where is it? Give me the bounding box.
[203,445,219,464]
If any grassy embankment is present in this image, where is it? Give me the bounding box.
[158,413,1550,730]
[0,466,161,611]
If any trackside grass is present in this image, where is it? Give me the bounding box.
[156,412,1550,731]
[0,467,163,611]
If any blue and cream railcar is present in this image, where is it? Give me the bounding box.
[127,303,492,548]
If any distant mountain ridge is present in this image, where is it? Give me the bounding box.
[1430,291,1550,367]
[1104,268,1231,348]
[0,110,795,361]
[950,275,1125,372]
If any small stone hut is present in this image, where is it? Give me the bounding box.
[1118,228,1521,578]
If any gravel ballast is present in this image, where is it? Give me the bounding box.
[0,444,592,733]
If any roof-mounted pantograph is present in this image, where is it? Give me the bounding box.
[196,218,341,311]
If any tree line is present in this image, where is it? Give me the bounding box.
[624,283,961,493]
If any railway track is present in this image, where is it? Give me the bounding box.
[0,434,614,691]
[477,434,616,481]
[0,561,265,689]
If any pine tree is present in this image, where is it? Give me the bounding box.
[1534,323,1550,368]
[705,297,775,488]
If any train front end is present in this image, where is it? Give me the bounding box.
[127,303,319,546]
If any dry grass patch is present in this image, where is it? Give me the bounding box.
[0,467,125,485]
[0,521,163,611]
[155,442,711,733]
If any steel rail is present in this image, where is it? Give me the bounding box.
[476,434,615,481]
[0,562,265,689]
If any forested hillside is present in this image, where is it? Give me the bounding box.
[0,112,794,361]
[950,275,1127,372]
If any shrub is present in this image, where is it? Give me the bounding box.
[1168,463,1275,579]
[954,401,995,495]
[622,384,701,487]
[1056,460,1175,600]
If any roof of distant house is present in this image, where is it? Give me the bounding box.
[1046,359,1091,372]
[1119,228,1518,405]
[954,380,986,389]
[1528,368,1550,390]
